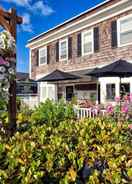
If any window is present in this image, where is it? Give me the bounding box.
[118,15,132,47]
[82,29,93,56]
[39,47,47,65]
[59,38,68,61]
[120,83,130,99]
[106,84,115,100]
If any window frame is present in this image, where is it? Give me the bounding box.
[117,14,132,47]
[59,38,68,61]
[106,83,116,101]
[39,46,47,66]
[82,29,94,56]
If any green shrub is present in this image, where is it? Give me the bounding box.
[31,99,75,126]
[0,117,132,183]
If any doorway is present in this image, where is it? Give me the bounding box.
[66,86,74,101]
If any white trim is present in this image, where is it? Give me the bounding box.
[82,29,94,56]
[39,46,47,66]
[28,0,111,43]
[27,0,131,49]
[117,13,132,47]
[29,6,132,50]
[59,38,68,62]
[29,50,31,79]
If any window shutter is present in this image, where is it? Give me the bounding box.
[36,50,39,66]
[56,42,59,62]
[111,20,117,48]
[77,33,82,57]
[47,46,50,64]
[68,37,72,59]
[94,27,99,52]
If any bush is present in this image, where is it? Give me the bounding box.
[31,99,75,126]
[0,117,132,183]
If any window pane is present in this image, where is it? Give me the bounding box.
[84,32,92,42]
[60,40,67,59]
[120,83,130,99]
[106,84,115,100]
[84,42,92,53]
[39,48,47,64]
[120,17,132,32]
[120,31,132,45]
[83,31,93,54]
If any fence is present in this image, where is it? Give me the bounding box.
[74,107,106,119]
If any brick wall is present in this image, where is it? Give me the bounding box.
[31,9,132,79]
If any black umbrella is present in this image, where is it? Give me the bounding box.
[88,59,132,78]
[87,59,132,106]
[37,69,80,82]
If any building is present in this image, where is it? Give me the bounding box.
[16,72,38,108]
[27,0,132,105]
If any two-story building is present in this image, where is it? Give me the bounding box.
[27,0,132,105]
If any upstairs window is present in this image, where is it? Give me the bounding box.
[39,47,47,65]
[59,38,68,61]
[118,15,132,47]
[82,29,94,56]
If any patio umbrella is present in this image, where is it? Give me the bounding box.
[37,69,81,82]
[87,59,132,106]
[87,59,132,78]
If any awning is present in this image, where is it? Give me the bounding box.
[37,69,81,82]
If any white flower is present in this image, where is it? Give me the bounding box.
[0,66,6,73]
[0,31,16,55]
[8,67,15,75]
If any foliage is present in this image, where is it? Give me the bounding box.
[0,31,16,103]
[0,117,132,183]
[31,99,75,126]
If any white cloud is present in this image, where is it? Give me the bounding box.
[21,13,33,33]
[2,0,31,6]
[32,1,54,16]
[2,0,54,16]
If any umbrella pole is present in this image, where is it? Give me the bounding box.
[119,77,121,111]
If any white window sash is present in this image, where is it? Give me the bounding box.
[59,38,68,61]
[82,29,94,56]
[117,14,132,47]
[39,47,47,66]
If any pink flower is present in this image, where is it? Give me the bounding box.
[106,104,114,114]
[124,95,130,102]
[0,57,7,65]
[121,104,128,113]
[130,93,132,103]
[128,124,132,129]
[115,96,120,103]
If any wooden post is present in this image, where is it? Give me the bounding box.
[8,8,17,134]
[0,7,22,135]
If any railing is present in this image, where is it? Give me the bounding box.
[74,107,106,119]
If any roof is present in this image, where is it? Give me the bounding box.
[28,0,112,44]
[16,72,29,81]
[37,69,81,82]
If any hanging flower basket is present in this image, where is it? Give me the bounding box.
[0,31,16,102]
[0,31,16,57]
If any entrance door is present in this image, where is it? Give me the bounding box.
[66,86,74,101]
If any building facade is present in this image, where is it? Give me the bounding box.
[27,0,132,105]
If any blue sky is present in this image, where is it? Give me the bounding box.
[1,0,105,73]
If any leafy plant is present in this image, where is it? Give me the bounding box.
[0,116,131,183]
[31,99,75,126]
